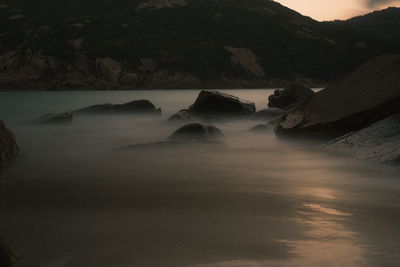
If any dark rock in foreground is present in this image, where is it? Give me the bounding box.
[0,237,16,267]
[0,120,18,165]
[276,54,400,140]
[74,100,161,115]
[169,123,224,142]
[268,84,314,110]
[33,112,73,124]
[188,90,255,117]
[324,114,400,164]
[167,109,193,123]
[252,108,285,120]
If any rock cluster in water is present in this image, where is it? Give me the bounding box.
[275,54,400,164]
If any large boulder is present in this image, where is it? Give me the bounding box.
[74,100,161,115]
[0,237,16,267]
[168,123,224,142]
[0,120,18,164]
[324,114,400,165]
[268,84,314,109]
[276,54,400,140]
[188,90,255,117]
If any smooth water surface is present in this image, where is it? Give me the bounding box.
[0,90,400,267]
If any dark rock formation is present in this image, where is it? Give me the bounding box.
[252,108,284,120]
[268,84,314,109]
[168,123,224,142]
[167,109,193,123]
[324,114,400,165]
[33,112,73,124]
[74,100,161,115]
[188,90,255,117]
[0,121,18,165]
[276,54,400,140]
[0,237,16,267]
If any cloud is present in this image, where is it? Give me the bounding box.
[365,0,397,7]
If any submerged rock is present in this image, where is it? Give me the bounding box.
[252,108,284,120]
[249,116,283,133]
[74,99,161,115]
[118,123,224,150]
[268,84,314,109]
[276,54,400,140]
[169,123,224,142]
[33,112,73,124]
[324,114,400,165]
[0,120,18,165]
[0,237,16,267]
[167,109,193,123]
[249,124,271,132]
[188,90,255,117]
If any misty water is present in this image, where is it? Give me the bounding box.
[1,90,400,267]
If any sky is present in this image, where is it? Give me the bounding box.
[275,0,400,21]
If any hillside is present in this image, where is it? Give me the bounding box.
[338,7,400,42]
[0,0,397,90]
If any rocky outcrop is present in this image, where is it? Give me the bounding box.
[33,112,73,124]
[0,237,16,267]
[74,100,161,115]
[96,58,122,84]
[268,84,314,109]
[168,123,224,142]
[224,46,265,78]
[188,90,256,117]
[276,54,400,140]
[0,120,18,165]
[324,114,400,164]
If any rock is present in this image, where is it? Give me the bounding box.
[249,116,283,133]
[95,58,122,84]
[188,90,256,117]
[167,109,193,123]
[249,124,270,132]
[33,112,73,124]
[0,120,18,165]
[276,54,400,140]
[74,100,161,115]
[268,84,314,109]
[324,114,400,164]
[0,237,16,267]
[168,123,224,142]
[252,108,284,120]
[224,46,265,78]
